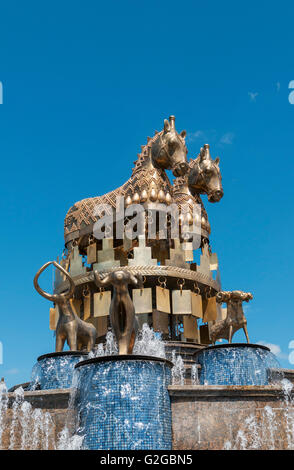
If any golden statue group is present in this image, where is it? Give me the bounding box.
[34,116,253,354]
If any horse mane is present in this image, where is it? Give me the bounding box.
[131,130,163,175]
[64,126,186,239]
[132,127,187,175]
[173,155,200,192]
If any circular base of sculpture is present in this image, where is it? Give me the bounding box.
[30,351,88,390]
[194,343,281,386]
[74,355,172,450]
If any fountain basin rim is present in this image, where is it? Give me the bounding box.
[193,343,270,356]
[75,354,174,369]
[37,351,89,362]
[165,341,204,348]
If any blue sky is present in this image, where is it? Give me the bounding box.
[0,0,293,388]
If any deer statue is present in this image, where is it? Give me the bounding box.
[209,290,253,345]
[64,115,189,244]
[34,261,97,352]
[93,270,143,355]
[172,144,223,238]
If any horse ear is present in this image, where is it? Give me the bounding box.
[180,130,187,139]
[215,156,220,165]
[164,119,171,133]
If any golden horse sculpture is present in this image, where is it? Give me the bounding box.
[210,290,253,345]
[64,115,189,244]
[94,270,143,355]
[172,144,224,238]
[34,261,97,352]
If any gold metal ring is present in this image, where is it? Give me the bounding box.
[194,283,200,295]
[158,276,167,288]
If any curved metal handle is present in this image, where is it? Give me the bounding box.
[34,261,75,303]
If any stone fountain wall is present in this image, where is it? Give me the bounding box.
[2,382,294,450]
[1,390,71,450]
[170,385,294,450]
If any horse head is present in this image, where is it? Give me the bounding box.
[151,115,188,177]
[188,144,223,202]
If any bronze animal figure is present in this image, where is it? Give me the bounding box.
[93,270,143,355]
[210,290,253,344]
[188,144,223,203]
[34,261,97,352]
[172,144,223,239]
[64,115,189,244]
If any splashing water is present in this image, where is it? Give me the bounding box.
[9,387,24,450]
[1,367,294,450]
[30,363,41,391]
[2,337,294,450]
[191,364,199,385]
[197,345,280,386]
[243,414,262,449]
[223,441,232,450]
[171,351,185,385]
[57,427,84,450]
[133,324,166,359]
[89,330,118,358]
[90,325,166,359]
[0,380,8,449]
[222,379,294,450]
[234,430,248,450]
[282,379,294,449]
[0,382,56,450]
[20,401,33,449]
[94,343,105,357]
[105,330,119,356]
[57,325,168,450]
[56,372,84,450]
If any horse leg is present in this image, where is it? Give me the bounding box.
[228,325,233,344]
[243,323,250,343]
[88,327,97,351]
[66,323,78,351]
[56,334,66,352]
[85,330,96,352]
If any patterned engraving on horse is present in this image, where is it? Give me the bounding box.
[64,116,188,241]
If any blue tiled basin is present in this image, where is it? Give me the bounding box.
[30,351,88,390]
[74,355,173,450]
[194,343,280,386]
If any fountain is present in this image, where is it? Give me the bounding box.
[74,355,172,450]
[30,351,88,390]
[195,343,280,386]
[1,115,293,451]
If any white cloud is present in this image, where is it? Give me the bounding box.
[187,129,234,147]
[257,341,288,359]
[186,130,205,142]
[243,304,250,313]
[219,132,234,145]
[6,368,20,375]
[248,92,258,102]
